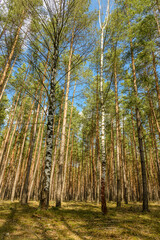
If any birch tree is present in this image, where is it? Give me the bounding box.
[39,0,75,209]
[98,0,110,215]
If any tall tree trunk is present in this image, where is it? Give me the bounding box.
[11,100,35,202]
[61,80,76,200]
[130,37,148,211]
[150,115,160,194]
[28,106,46,200]
[68,134,74,201]
[56,24,75,207]
[21,68,48,204]
[152,52,160,109]
[0,16,24,95]
[111,117,116,201]
[0,56,17,101]
[28,112,45,200]
[131,108,141,201]
[21,103,41,204]
[21,50,49,203]
[91,134,96,201]
[122,118,128,204]
[147,88,160,140]
[0,111,24,196]
[49,111,62,199]
[100,28,107,214]
[80,135,84,201]
[40,51,58,209]
[0,90,22,167]
[98,0,110,214]
[49,83,65,199]
[0,106,24,190]
[95,75,100,203]
[0,23,7,40]
[114,53,121,207]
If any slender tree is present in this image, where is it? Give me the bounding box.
[98,0,110,214]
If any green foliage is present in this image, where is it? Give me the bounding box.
[0,201,160,239]
[0,94,8,134]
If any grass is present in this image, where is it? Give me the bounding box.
[0,201,160,240]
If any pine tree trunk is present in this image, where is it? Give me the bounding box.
[130,38,148,211]
[131,108,141,201]
[0,109,24,190]
[0,56,17,101]
[21,96,42,204]
[152,52,160,109]
[122,117,128,204]
[91,134,96,201]
[147,88,160,140]
[114,56,121,207]
[56,24,75,207]
[0,91,22,167]
[0,24,7,40]
[61,81,76,200]
[95,75,100,203]
[11,100,35,202]
[0,17,24,95]
[28,112,45,200]
[88,140,92,201]
[80,136,84,201]
[153,10,160,35]
[150,115,160,195]
[21,50,49,203]
[68,134,74,201]
[27,109,45,200]
[0,111,24,197]
[111,117,116,201]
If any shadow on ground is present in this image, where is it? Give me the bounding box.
[0,201,160,240]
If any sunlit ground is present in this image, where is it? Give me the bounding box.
[0,201,160,240]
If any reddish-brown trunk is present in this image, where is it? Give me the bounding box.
[130,36,148,211]
[0,16,24,94]
[152,52,160,109]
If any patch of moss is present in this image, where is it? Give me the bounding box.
[0,201,160,240]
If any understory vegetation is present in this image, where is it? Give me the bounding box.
[0,1,160,238]
[0,201,160,240]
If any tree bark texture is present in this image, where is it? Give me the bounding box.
[56,24,75,207]
[130,37,148,211]
[40,53,58,209]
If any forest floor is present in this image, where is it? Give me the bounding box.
[0,201,160,240]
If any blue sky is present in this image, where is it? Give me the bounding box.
[4,0,114,115]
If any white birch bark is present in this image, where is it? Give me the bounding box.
[98,0,110,214]
[49,89,65,198]
[40,51,58,209]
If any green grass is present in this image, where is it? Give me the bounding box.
[0,201,160,240]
